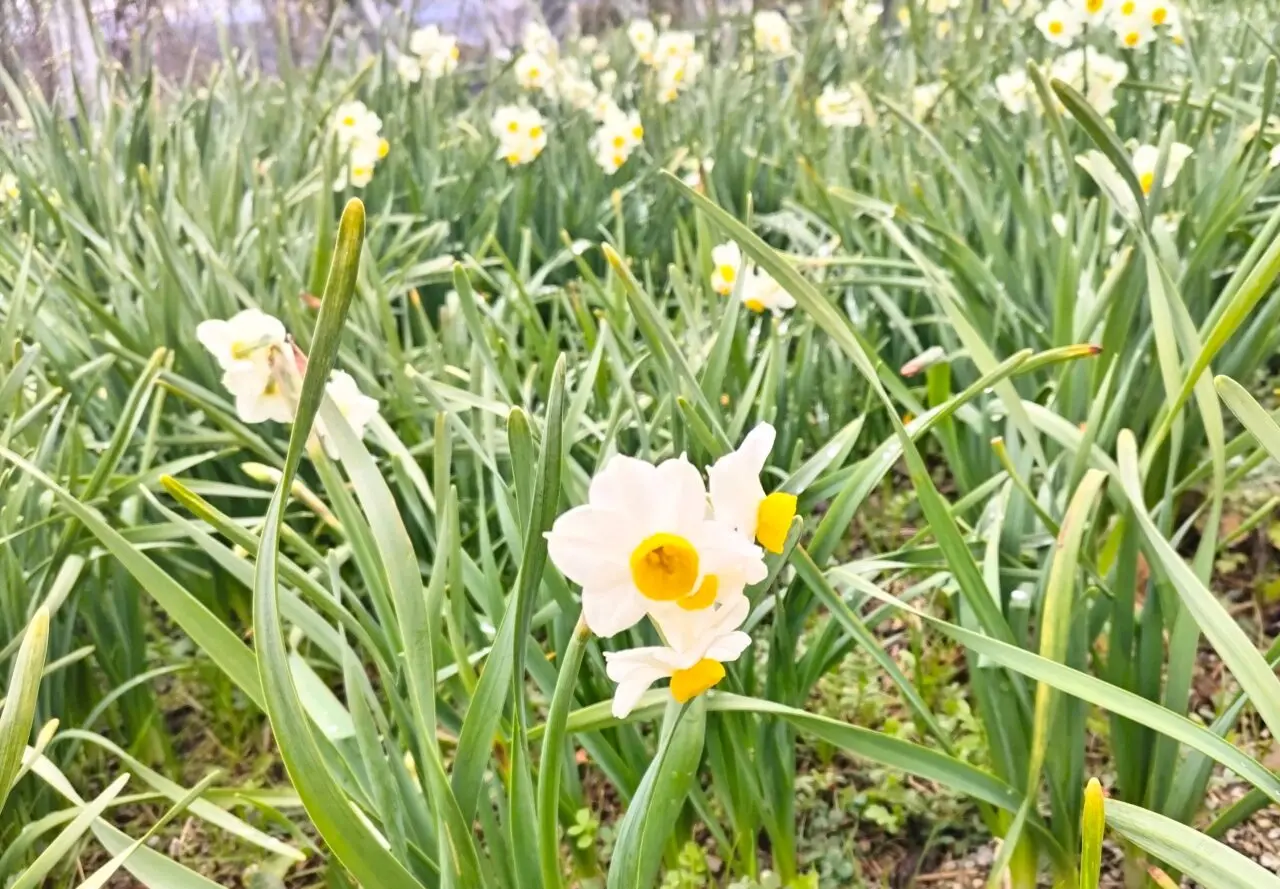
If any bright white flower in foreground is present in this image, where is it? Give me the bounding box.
[196,309,293,424]
[604,595,753,717]
[815,83,872,128]
[754,10,794,56]
[1131,142,1193,194]
[196,309,286,371]
[1079,0,1112,23]
[628,19,657,64]
[995,68,1034,114]
[1036,0,1084,45]
[710,242,742,295]
[491,106,548,166]
[410,25,460,78]
[546,455,767,637]
[396,55,422,83]
[708,423,799,554]
[318,370,380,458]
[515,52,553,91]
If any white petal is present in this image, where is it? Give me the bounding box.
[195,319,233,362]
[588,455,658,513]
[704,630,752,663]
[604,647,670,683]
[582,582,649,637]
[546,505,633,589]
[708,429,772,540]
[612,678,659,718]
[695,519,769,585]
[651,455,710,530]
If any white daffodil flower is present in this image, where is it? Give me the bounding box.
[708,423,798,555]
[1036,0,1084,46]
[196,309,294,424]
[1131,142,1193,195]
[710,242,743,295]
[815,84,870,128]
[397,55,422,83]
[546,454,767,637]
[739,269,796,316]
[603,594,753,717]
[627,19,657,64]
[753,10,794,56]
[196,309,287,372]
[317,370,380,458]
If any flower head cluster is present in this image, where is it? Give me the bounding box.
[491,105,548,166]
[815,82,875,128]
[1034,0,1182,49]
[589,106,644,174]
[753,10,794,56]
[330,100,389,190]
[709,242,796,316]
[514,21,561,95]
[630,20,704,104]
[841,0,885,42]
[195,310,379,458]
[401,25,460,82]
[1049,48,1128,114]
[547,424,799,716]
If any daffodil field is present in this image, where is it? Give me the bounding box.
[5,0,1280,885]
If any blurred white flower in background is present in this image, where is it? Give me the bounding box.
[627,19,657,64]
[754,10,794,56]
[994,67,1034,114]
[739,268,796,316]
[515,52,553,91]
[841,0,885,40]
[0,172,18,205]
[409,25,460,79]
[589,107,644,174]
[330,100,388,189]
[815,83,874,128]
[491,105,548,166]
[1050,48,1127,115]
[912,81,945,119]
[1036,0,1084,45]
[710,242,742,295]
[1131,142,1194,194]
[396,54,422,83]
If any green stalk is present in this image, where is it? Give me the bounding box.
[537,616,592,889]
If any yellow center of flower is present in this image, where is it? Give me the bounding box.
[1121,0,1135,11]
[263,378,279,396]
[678,576,718,611]
[529,66,541,79]
[530,125,543,139]
[744,298,766,312]
[450,46,460,59]
[342,115,356,127]
[1087,0,1103,12]
[1139,170,1155,194]
[507,121,520,133]
[230,340,254,360]
[718,264,737,284]
[377,139,390,158]
[670,658,726,703]
[1152,6,1166,22]
[1048,19,1064,34]
[613,153,626,167]
[632,125,644,139]
[629,533,699,600]
[756,492,797,553]
[354,166,370,178]
[673,67,685,83]
[613,134,626,148]
[1124,29,1140,45]
[506,152,521,165]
